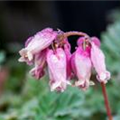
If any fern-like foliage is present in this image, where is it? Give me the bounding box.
[101,18,120,74]
[101,10,120,120]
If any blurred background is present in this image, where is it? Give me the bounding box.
[0,1,120,120]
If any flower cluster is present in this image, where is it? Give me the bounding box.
[18,28,110,92]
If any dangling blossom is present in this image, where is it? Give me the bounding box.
[30,49,47,79]
[18,27,111,92]
[91,42,110,83]
[47,48,70,92]
[71,38,92,90]
[18,28,57,64]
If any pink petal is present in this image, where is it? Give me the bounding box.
[91,42,110,83]
[25,36,33,47]
[30,67,45,80]
[18,28,57,64]
[77,37,85,46]
[47,48,70,92]
[71,46,92,90]
[77,37,91,56]
[77,36,101,48]
[30,49,47,79]
[91,37,101,47]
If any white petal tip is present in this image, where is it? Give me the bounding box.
[89,81,95,86]
[27,51,33,61]
[75,80,84,86]
[18,57,24,62]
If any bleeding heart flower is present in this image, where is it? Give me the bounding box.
[71,43,92,90]
[47,48,70,92]
[18,28,57,64]
[30,49,47,80]
[18,28,111,92]
[91,42,110,83]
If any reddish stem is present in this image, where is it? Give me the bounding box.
[101,82,113,120]
[56,31,91,48]
[64,31,90,39]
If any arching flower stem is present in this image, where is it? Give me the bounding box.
[56,31,90,49]
[63,31,90,39]
[101,82,113,120]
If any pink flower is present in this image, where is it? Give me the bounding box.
[47,48,70,92]
[30,49,47,79]
[91,42,110,83]
[71,44,92,90]
[18,28,57,64]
